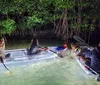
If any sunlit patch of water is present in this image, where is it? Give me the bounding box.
[0,57,100,85]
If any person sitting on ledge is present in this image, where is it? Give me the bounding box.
[0,36,11,61]
[0,36,5,63]
[77,42,100,74]
[27,37,48,55]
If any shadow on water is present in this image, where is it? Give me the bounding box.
[6,39,64,50]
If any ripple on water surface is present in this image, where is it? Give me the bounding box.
[0,58,100,85]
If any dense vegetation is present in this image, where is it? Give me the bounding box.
[0,0,100,43]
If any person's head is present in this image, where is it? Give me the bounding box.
[71,42,77,50]
[0,36,2,40]
[0,36,3,43]
[31,37,37,42]
[31,37,39,46]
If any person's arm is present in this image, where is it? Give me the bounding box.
[80,56,87,63]
[0,38,5,48]
[39,47,48,51]
[0,57,4,63]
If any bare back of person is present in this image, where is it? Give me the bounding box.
[0,37,5,58]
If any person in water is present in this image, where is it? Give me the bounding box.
[27,37,48,55]
[77,43,100,74]
[0,36,5,63]
[90,43,100,74]
[0,36,5,58]
[0,36,10,61]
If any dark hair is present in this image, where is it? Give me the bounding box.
[33,37,37,41]
[0,36,2,40]
[71,42,76,46]
[0,36,3,42]
[31,37,38,46]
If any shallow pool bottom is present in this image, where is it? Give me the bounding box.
[0,58,99,85]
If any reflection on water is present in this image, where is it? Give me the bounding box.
[0,56,99,85]
[6,39,64,50]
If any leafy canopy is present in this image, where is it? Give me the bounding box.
[0,0,100,35]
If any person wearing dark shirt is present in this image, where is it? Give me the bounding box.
[78,48,93,66]
[0,36,5,60]
[91,45,100,73]
[77,43,100,74]
[27,37,39,55]
[27,37,48,55]
[29,37,39,53]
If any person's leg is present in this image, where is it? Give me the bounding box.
[0,56,4,63]
[31,47,48,55]
[79,57,91,67]
[31,50,42,55]
[79,56,87,63]
[97,75,100,82]
[26,48,31,55]
[85,59,91,67]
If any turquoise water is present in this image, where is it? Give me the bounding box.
[0,39,100,85]
[0,56,100,85]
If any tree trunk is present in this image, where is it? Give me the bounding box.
[88,31,91,45]
[77,0,82,36]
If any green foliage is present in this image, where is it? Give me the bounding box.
[0,0,100,35]
[17,15,45,29]
[0,19,16,34]
[0,0,33,14]
[55,0,76,9]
